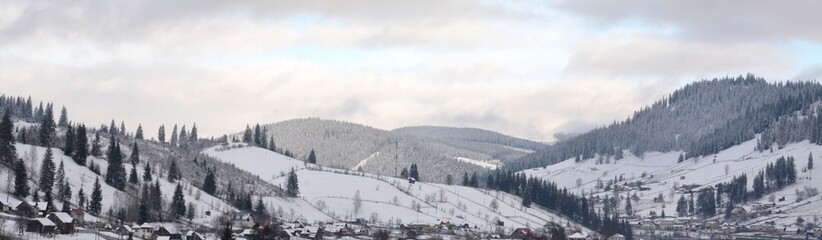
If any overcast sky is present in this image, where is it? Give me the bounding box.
[2,0,821,141]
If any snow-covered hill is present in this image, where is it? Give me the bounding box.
[0,142,238,227]
[204,144,594,234]
[251,118,544,182]
[521,137,822,228]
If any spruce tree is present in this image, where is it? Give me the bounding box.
[254,197,268,219]
[286,168,299,197]
[39,147,56,193]
[89,177,103,215]
[171,183,186,218]
[56,161,68,200]
[253,124,261,146]
[307,149,317,164]
[242,125,252,143]
[129,142,140,165]
[77,188,86,210]
[64,125,75,156]
[135,124,144,140]
[170,124,178,146]
[13,159,30,198]
[142,162,153,182]
[168,159,180,182]
[129,162,139,184]
[220,224,235,240]
[809,152,814,170]
[105,136,127,190]
[410,163,420,181]
[90,131,102,157]
[73,124,88,165]
[0,111,16,165]
[109,119,118,135]
[39,103,56,146]
[190,123,198,143]
[58,106,68,128]
[158,125,166,143]
[179,125,188,147]
[120,121,126,136]
[203,170,217,195]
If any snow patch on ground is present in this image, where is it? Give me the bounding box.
[454,157,501,170]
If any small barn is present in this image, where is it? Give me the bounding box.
[0,200,11,212]
[510,228,534,239]
[27,218,56,234]
[14,201,37,217]
[47,212,76,234]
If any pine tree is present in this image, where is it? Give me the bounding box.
[809,152,814,170]
[120,121,126,135]
[170,124,178,146]
[470,172,479,187]
[90,131,102,157]
[190,123,198,143]
[171,183,186,218]
[129,142,140,165]
[676,195,687,217]
[410,163,420,181]
[73,124,88,165]
[158,125,166,143]
[135,124,144,140]
[64,125,75,156]
[253,124,261,146]
[242,125,252,143]
[203,170,217,195]
[77,188,86,210]
[13,159,30,198]
[179,125,188,147]
[400,168,409,178]
[58,106,68,128]
[688,194,695,215]
[129,162,139,184]
[307,149,317,164]
[39,103,55,146]
[0,110,16,165]
[44,191,56,214]
[286,168,299,197]
[39,147,56,193]
[254,197,268,219]
[109,119,117,135]
[56,161,66,199]
[89,177,103,215]
[462,172,469,186]
[168,159,180,182]
[677,153,684,163]
[220,223,235,240]
[105,136,127,190]
[268,137,276,151]
[142,162,153,182]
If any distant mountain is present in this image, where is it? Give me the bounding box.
[392,125,545,159]
[509,74,822,171]
[253,118,544,182]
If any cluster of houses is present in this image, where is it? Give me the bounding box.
[0,199,86,236]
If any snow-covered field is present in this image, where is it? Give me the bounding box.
[453,156,501,170]
[205,145,593,234]
[522,137,822,227]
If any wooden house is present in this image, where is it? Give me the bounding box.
[47,212,76,234]
[27,218,56,234]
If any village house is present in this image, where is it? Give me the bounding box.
[185,230,205,240]
[47,212,76,234]
[231,212,257,228]
[27,218,56,234]
[116,225,134,238]
[151,225,183,240]
[70,208,85,226]
[14,201,36,217]
[0,199,11,212]
[133,223,156,239]
[31,201,48,216]
[509,227,534,239]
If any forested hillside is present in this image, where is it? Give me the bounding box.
[509,74,822,170]
[235,118,543,182]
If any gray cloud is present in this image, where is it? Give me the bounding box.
[556,0,822,43]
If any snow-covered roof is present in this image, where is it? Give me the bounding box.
[186,230,203,237]
[35,218,56,227]
[159,225,180,234]
[156,237,170,240]
[50,212,74,223]
[31,202,48,211]
[568,232,588,239]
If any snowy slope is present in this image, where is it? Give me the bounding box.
[202,143,306,182]
[2,143,237,227]
[521,137,822,228]
[204,145,593,234]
